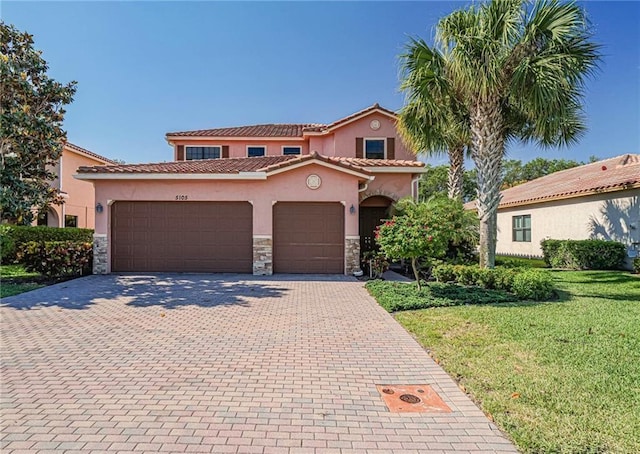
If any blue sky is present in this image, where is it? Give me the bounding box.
[3,1,639,165]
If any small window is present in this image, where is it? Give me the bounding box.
[282,146,301,155]
[365,139,385,159]
[512,215,531,242]
[247,146,266,157]
[185,146,221,160]
[65,215,78,228]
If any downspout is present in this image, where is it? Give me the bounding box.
[411,176,420,202]
[358,176,376,193]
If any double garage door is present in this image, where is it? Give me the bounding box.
[111,201,344,274]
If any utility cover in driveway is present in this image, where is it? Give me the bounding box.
[273,202,344,273]
[111,201,252,273]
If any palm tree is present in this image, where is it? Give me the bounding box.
[398,39,470,199]
[436,0,600,268]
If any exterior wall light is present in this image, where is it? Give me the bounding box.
[349,204,356,215]
[96,203,104,213]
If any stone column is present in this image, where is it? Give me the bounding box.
[93,234,108,275]
[345,237,360,275]
[253,236,273,276]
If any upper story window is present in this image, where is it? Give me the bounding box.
[512,215,531,242]
[247,146,266,157]
[186,146,221,160]
[282,146,301,155]
[365,139,386,159]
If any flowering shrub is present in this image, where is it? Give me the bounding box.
[376,201,451,289]
[18,241,93,277]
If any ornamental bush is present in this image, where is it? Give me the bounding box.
[0,225,93,264]
[430,263,554,301]
[541,239,626,270]
[18,241,93,277]
[511,269,555,300]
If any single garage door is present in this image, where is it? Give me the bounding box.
[111,201,252,273]
[273,202,344,274]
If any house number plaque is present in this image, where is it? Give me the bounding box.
[175,195,188,200]
[306,174,321,190]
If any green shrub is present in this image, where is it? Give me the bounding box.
[365,280,515,312]
[541,239,626,270]
[634,257,640,274]
[0,225,93,264]
[432,263,457,283]
[18,241,93,277]
[0,225,16,264]
[511,269,555,300]
[495,255,547,268]
[454,264,480,286]
[475,267,498,289]
[492,267,518,292]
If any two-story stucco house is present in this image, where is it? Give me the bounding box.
[38,143,116,229]
[75,104,425,275]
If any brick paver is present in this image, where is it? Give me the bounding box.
[1,274,517,453]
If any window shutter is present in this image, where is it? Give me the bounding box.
[176,145,184,161]
[222,145,229,158]
[355,138,363,158]
[386,138,395,160]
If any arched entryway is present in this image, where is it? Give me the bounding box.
[359,196,394,255]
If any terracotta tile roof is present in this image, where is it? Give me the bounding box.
[320,103,397,131]
[465,154,640,209]
[77,155,297,174]
[76,153,424,176]
[166,124,323,138]
[330,157,424,168]
[65,142,117,164]
[165,104,398,138]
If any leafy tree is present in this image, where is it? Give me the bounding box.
[418,164,477,202]
[435,0,600,268]
[377,197,477,288]
[502,157,584,188]
[1,22,77,224]
[398,40,470,199]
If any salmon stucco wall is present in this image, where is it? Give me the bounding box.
[496,189,640,265]
[330,114,415,160]
[92,164,364,272]
[43,149,107,229]
[360,173,416,203]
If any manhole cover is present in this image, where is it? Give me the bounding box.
[399,394,421,404]
[376,384,452,413]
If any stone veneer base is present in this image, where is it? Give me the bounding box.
[253,236,273,276]
[93,234,108,275]
[345,237,360,275]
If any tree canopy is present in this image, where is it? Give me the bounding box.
[1,22,76,224]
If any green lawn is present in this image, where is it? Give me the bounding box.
[390,271,640,453]
[0,264,44,298]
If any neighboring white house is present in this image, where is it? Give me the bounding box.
[467,154,640,267]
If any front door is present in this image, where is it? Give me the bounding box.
[359,206,389,254]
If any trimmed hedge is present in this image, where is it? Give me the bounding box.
[541,239,626,270]
[0,225,93,264]
[432,263,554,301]
[18,241,93,277]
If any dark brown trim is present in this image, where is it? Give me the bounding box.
[386,138,395,160]
[176,145,184,161]
[222,145,229,158]
[355,138,363,159]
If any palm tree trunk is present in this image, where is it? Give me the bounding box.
[470,99,504,269]
[447,146,464,199]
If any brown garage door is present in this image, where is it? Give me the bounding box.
[273,202,344,274]
[111,201,252,273]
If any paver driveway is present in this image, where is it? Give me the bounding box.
[1,275,517,453]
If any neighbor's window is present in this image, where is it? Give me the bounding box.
[185,146,221,160]
[512,215,531,242]
[65,215,78,228]
[247,146,266,157]
[365,139,385,159]
[282,146,301,155]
